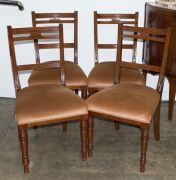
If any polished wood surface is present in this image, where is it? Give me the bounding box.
[32,12,87,132]
[144,2,176,75]
[144,2,176,121]
[88,24,171,172]
[90,12,139,129]
[8,25,88,173]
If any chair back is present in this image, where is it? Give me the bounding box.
[115,23,171,94]
[94,11,139,64]
[32,11,78,64]
[8,24,65,93]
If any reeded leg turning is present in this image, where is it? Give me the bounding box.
[18,125,29,174]
[80,116,88,160]
[153,103,160,141]
[140,126,149,173]
[88,116,94,158]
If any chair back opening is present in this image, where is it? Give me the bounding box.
[94,11,139,64]
[32,11,78,64]
[8,24,65,93]
[115,23,171,94]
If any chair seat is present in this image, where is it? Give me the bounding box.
[28,61,87,89]
[16,84,88,125]
[88,62,145,90]
[87,84,160,123]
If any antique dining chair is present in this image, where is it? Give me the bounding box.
[29,11,87,98]
[8,24,88,173]
[29,11,87,132]
[87,24,171,172]
[88,11,145,95]
[88,11,145,130]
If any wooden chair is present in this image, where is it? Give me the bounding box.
[29,11,87,132]
[29,11,87,98]
[8,24,88,173]
[87,24,171,172]
[88,11,145,95]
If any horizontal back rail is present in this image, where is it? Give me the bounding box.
[115,23,172,94]
[17,61,60,71]
[38,43,74,49]
[32,11,78,64]
[97,44,134,49]
[94,11,139,64]
[8,24,65,93]
[121,61,161,73]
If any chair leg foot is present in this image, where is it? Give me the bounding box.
[18,125,29,174]
[80,116,88,160]
[140,126,149,173]
[88,116,94,158]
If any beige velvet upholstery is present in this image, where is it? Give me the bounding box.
[87,84,160,123]
[16,84,88,125]
[88,62,145,90]
[28,61,87,88]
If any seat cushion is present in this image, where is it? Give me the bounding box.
[28,61,87,88]
[87,84,160,124]
[16,84,88,125]
[88,62,145,90]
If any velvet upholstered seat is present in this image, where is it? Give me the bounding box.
[87,24,171,172]
[29,11,87,132]
[16,84,87,125]
[8,25,88,174]
[28,61,87,88]
[88,61,145,90]
[87,84,159,123]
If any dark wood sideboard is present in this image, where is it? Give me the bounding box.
[144,2,176,121]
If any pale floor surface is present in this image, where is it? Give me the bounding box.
[0,98,176,180]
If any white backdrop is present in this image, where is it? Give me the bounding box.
[0,0,169,99]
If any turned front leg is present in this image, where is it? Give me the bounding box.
[18,125,29,173]
[88,116,94,158]
[140,126,149,173]
[80,116,88,160]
